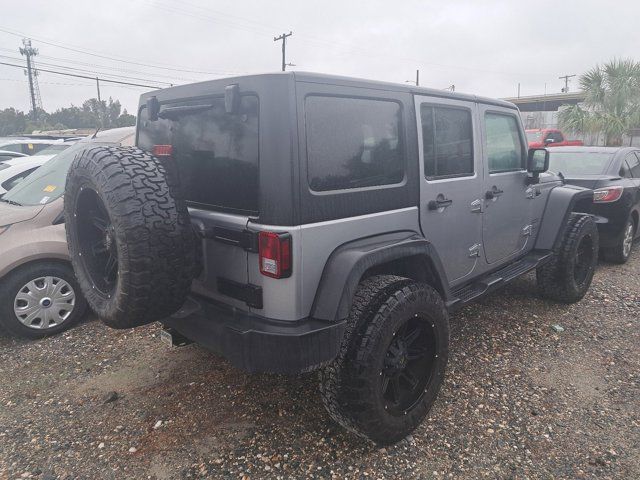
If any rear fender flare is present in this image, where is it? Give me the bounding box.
[310,231,451,322]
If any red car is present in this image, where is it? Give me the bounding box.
[526,128,584,148]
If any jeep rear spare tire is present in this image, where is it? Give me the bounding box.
[64,146,195,328]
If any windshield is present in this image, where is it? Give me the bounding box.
[3,142,109,206]
[548,151,613,176]
[526,131,542,142]
[37,144,73,156]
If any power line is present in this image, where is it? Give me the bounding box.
[0,54,175,86]
[0,25,243,76]
[0,61,164,89]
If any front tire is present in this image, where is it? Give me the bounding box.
[319,275,449,446]
[537,213,598,303]
[0,262,87,339]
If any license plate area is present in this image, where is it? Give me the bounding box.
[160,327,193,347]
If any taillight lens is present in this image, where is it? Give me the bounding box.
[593,186,623,203]
[259,231,292,279]
[153,144,173,157]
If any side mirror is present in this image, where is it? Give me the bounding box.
[527,148,549,184]
[225,84,240,114]
[146,96,160,121]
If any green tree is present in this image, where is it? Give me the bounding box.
[0,108,28,135]
[559,59,640,146]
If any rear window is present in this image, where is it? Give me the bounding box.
[138,95,259,215]
[548,151,613,176]
[305,96,404,192]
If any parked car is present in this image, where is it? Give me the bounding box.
[0,127,135,339]
[62,73,598,445]
[0,150,28,163]
[0,137,63,155]
[0,154,55,196]
[526,128,584,148]
[547,146,640,263]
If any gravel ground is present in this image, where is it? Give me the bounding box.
[1,251,638,480]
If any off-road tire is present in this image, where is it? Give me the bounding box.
[536,213,598,303]
[0,262,87,339]
[64,146,195,329]
[319,275,449,446]
[603,216,635,264]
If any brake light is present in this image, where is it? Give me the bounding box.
[593,186,623,203]
[153,144,173,157]
[259,231,292,278]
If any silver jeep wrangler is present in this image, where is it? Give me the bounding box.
[64,72,598,445]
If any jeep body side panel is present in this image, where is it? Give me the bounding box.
[247,207,422,321]
[311,230,450,322]
[534,184,594,250]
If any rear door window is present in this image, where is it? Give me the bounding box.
[305,96,404,191]
[421,105,473,179]
[138,96,259,215]
[627,152,640,177]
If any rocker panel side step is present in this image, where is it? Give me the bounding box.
[447,250,552,311]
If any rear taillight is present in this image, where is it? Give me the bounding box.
[153,144,173,157]
[259,231,292,279]
[593,186,623,203]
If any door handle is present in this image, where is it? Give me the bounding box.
[428,196,453,210]
[485,187,504,200]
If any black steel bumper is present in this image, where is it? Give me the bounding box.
[161,295,346,374]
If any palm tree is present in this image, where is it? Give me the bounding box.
[559,59,640,146]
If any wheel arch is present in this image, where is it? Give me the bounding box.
[534,184,595,251]
[0,254,71,282]
[310,231,451,322]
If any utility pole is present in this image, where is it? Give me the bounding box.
[19,38,42,120]
[273,31,293,72]
[559,74,576,93]
[416,70,420,87]
[96,77,102,102]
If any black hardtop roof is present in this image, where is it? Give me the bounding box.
[139,71,518,110]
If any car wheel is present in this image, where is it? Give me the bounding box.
[319,275,449,446]
[0,262,87,339]
[536,213,599,303]
[604,217,635,264]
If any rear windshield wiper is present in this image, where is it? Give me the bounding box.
[0,197,22,206]
[158,104,214,120]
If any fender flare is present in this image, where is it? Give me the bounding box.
[310,231,451,322]
[535,184,594,251]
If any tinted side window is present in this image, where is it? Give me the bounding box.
[421,105,473,179]
[485,113,525,173]
[305,96,404,192]
[627,152,640,177]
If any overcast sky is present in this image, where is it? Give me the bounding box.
[1,0,639,114]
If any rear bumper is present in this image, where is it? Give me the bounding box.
[161,295,346,374]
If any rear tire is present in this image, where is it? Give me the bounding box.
[64,146,195,329]
[603,217,635,264]
[319,275,449,446]
[0,262,87,339]
[537,213,598,303]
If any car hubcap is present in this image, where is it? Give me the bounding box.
[622,223,634,258]
[381,315,437,415]
[13,276,76,329]
[75,188,118,296]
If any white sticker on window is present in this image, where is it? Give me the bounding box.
[39,196,50,204]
